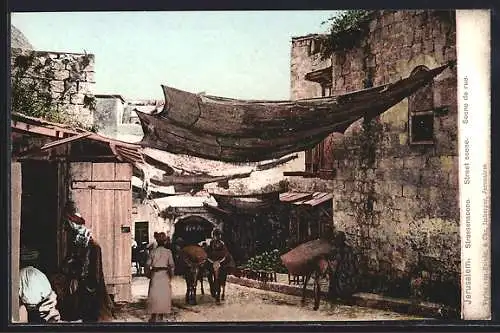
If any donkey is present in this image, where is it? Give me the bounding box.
[300,232,360,311]
[179,245,208,305]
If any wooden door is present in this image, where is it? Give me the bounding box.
[69,162,132,302]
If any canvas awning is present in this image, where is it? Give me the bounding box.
[137,62,452,162]
[153,194,218,210]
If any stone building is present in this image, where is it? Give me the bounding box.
[288,10,458,305]
[10,47,96,129]
[94,94,128,136]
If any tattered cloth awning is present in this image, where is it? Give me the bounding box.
[137,63,452,162]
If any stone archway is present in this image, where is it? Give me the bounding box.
[172,215,216,246]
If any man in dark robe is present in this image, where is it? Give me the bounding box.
[327,231,360,301]
[57,201,114,322]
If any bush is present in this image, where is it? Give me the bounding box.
[242,249,288,273]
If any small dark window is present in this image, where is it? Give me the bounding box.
[408,66,435,145]
[321,83,332,97]
[309,39,321,55]
[411,112,434,142]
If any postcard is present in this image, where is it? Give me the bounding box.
[9,9,490,324]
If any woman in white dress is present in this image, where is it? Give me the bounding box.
[145,232,175,322]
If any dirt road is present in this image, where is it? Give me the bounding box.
[113,276,424,322]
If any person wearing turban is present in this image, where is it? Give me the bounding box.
[57,201,114,322]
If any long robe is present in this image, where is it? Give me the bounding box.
[55,239,114,322]
[146,246,175,314]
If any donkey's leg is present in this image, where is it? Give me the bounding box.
[221,272,227,301]
[200,270,205,295]
[301,272,312,305]
[313,271,321,311]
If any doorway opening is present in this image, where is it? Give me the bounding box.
[172,215,214,246]
[20,160,59,275]
[134,221,149,246]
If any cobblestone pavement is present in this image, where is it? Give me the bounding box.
[113,276,425,322]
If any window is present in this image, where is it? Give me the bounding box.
[321,83,332,97]
[408,66,435,144]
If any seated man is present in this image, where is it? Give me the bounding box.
[19,266,61,323]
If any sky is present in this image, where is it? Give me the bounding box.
[11,11,338,100]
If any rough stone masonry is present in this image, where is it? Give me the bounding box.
[11,48,96,128]
[289,10,459,306]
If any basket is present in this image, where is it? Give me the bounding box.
[280,239,334,275]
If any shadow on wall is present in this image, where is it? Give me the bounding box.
[356,252,460,307]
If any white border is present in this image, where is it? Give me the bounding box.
[457,9,491,320]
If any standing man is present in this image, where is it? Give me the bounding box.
[327,231,360,301]
[59,201,114,322]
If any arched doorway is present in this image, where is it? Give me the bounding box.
[172,215,215,246]
[171,215,215,275]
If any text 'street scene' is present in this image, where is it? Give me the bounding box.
[457,10,491,320]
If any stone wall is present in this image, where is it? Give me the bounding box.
[290,10,459,306]
[11,48,96,128]
[131,197,169,243]
[11,25,33,49]
[290,34,331,99]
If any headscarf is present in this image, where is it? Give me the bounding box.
[19,266,61,322]
[19,266,52,309]
[66,212,92,248]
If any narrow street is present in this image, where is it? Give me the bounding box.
[113,276,423,322]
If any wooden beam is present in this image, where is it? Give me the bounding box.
[11,162,21,323]
[255,154,299,171]
[41,132,91,150]
[14,132,92,158]
[152,171,252,186]
[71,181,131,190]
[283,171,319,178]
[11,120,75,138]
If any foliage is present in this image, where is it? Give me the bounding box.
[11,53,96,131]
[242,249,288,273]
[320,10,374,59]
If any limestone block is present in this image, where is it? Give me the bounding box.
[63,103,82,116]
[49,59,67,71]
[69,70,85,81]
[50,91,62,100]
[394,196,417,212]
[333,180,345,191]
[53,70,69,80]
[422,39,434,54]
[377,158,395,169]
[411,43,423,56]
[343,181,355,194]
[78,81,94,94]
[438,155,455,172]
[375,169,385,181]
[444,47,456,62]
[49,80,64,92]
[402,185,418,198]
[403,156,427,169]
[70,93,85,104]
